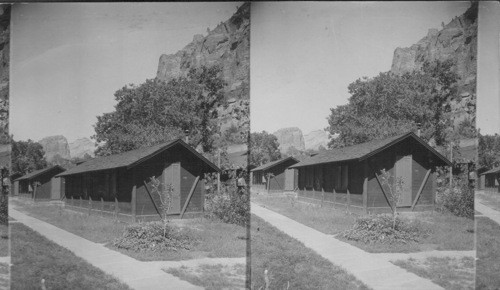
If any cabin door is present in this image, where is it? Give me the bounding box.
[395,155,412,207]
[163,162,181,214]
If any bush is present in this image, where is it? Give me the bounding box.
[436,176,474,219]
[112,221,195,252]
[205,186,249,226]
[340,214,429,244]
[0,195,6,225]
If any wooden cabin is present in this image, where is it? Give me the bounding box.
[290,132,451,213]
[251,157,299,193]
[480,167,500,193]
[57,139,220,221]
[14,165,66,200]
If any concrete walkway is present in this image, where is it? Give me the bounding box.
[251,202,443,290]
[9,208,201,290]
[476,198,500,225]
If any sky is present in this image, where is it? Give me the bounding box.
[10,2,242,142]
[250,2,494,135]
[477,1,500,135]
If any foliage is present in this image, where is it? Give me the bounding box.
[378,169,405,229]
[436,174,474,219]
[93,65,226,156]
[11,138,48,175]
[0,195,6,225]
[327,60,459,149]
[205,178,249,226]
[478,132,500,169]
[340,214,429,245]
[149,176,174,237]
[112,221,195,252]
[249,131,281,167]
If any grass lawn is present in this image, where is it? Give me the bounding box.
[0,224,8,257]
[393,256,474,290]
[109,218,247,261]
[166,263,245,290]
[476,216,500,289]
[0,263,8,290]
[251,215,368,290]
[476,190,500,211]
[253,195,474,253]
[10,222,131,290]
[11,198,246,261]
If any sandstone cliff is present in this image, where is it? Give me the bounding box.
[156,3,249,136]
[39,135,71,162]
[304,130,329,151]
[69,137,95,159]
[391,2,477,131]
[273,127,305,153]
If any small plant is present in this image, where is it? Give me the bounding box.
[149,176,174,236]
[436,174,473,219]
[340,214,429,244]
[379,169,405,229]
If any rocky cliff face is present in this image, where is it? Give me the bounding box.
[304,130,329,151]
[69,138,95,159]
[391,3,477,130]
[39,135,71,162]
[156,3,249,136]
[391,3,477,86]
[0,5,9,144]
[273,127,305,153]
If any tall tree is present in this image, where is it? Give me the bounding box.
[12,139,48,175]
[327,60,460,148]
[93,66,226,156]
[478,132,500,169]
[249,131,281,167]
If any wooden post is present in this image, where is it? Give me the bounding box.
[347,188,351,213]
[333,188,337,209]
[131,185,137,222]
[88,196,92,216]
[80,196,82,208]
[71,196,73,207]
[114,197,119,217]
[101,198,104,215]
[363,162,368,214]
[321,188,324,207]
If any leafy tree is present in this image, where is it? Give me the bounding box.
[249,131,281,167]
[327,60,459,148]
[478,132,500,169]
[12,138,48,175]
[93,66,226,156]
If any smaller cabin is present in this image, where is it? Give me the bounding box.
[251,157,299,193]
[481,167,500,193]
[14,165,66,200]
[290,132,451,213]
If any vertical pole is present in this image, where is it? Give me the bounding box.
[101,198,104,216]
[321,187,324,207]
[449,143,453,188]
[217,149,221,195]
[132,185,137,222]
[363,161,368,214]
[333,188,337,209]
[88,196,92,216]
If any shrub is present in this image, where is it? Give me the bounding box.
[205,185,249,226]
[112,221,195,252]
[340,214,429,244]
[0,195,6,225]
[436,176,474,219]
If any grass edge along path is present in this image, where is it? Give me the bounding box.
[476,216,500,289]
[10,221,131,290]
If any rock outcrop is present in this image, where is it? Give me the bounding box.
[39,135,71,162]
[273,127,305,153]
[156,3,249,136]
[391,3,477,131]
[304,130,329,151]
[0,5,9,144]
[69,138,95,159]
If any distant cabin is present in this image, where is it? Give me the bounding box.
[480,167,500,192]
[14,165,66,200]
[251,157,299,193]
[56,139,220,221]
[290,132,451,214]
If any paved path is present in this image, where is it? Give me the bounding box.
[9,208,201,290]
[251,202,443,290]
[476,199,500,225]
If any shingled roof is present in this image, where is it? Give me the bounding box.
[252,156,299,172]
[15,165,65,181]
[290,132,451,168]
[57,139,220,177]
[481,166,500,175]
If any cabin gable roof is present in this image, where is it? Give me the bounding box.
[252,156,299,172]
[15,165,65,181]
